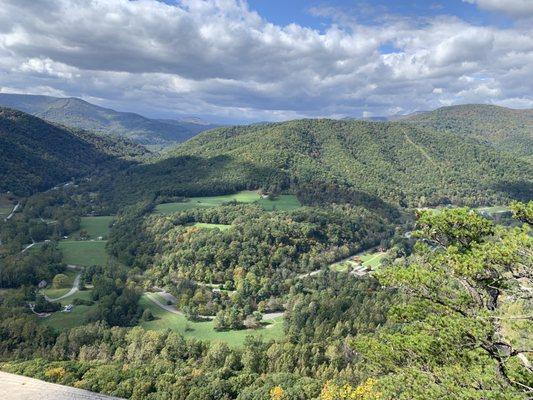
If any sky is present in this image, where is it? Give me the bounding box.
[0,0,532,123]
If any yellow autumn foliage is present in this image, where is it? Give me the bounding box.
[44,366,67,381]
[270,385,285,400]
[320,378,381,400]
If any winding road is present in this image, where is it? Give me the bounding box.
[144,291,215,320]
[43,265,82,302]
[145,290,283,322]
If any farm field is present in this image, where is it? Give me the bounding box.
[42,268,78,299]
[360,251,387,268]
[75,215,114,239]
[138,294,284,347]
[40,290,95,331]
[154,190,301,214]
[192,222,231,230]
[330,251,387,272]
[58,240,108,266]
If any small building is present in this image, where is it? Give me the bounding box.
[38,280,47,289]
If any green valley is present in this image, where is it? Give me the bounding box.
[0,107,531,400]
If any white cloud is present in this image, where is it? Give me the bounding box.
[463,0,533,18]
[0,0,531,122]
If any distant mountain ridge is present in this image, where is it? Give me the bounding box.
[0,108,147,196]
[0,93,220,146]
[402,104,533,159]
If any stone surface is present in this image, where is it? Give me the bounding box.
[0,371,123,400]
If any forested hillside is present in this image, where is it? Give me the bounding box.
[404,104,533,159]
[99,119,532,209]
[0,108,146,196]
[0,93,219,146]
[1,204,531,399]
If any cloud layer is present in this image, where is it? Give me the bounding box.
[0,0,532,122]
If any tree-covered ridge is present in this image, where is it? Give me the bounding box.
[162,118,530,206]
[0,108,146,196]
[404,104,533,159]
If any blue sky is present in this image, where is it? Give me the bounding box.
[247,0,512,28]
[0,0,532,123]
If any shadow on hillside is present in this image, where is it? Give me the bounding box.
[103,154,288,207]
[295,182,402,222]
[492,180,533,202]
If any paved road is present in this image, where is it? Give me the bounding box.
[0,371,123,400]
[43,265,82,302]
[145,292,184,316]
[262,311,284,320]
[5,203,20,220]
[21,242,36,253]
[295,269,323,279]
[145,291,215,320]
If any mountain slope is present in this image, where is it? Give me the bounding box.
[0,108,146,196]
[402,104,533,159]
[102,119,532,208]
[0,93,219,146]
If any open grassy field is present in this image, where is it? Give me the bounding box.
[476,205,510,214]
[139,294,284,347]
[75,216,114,239]
[39,291,284,345]
[330,250,387,272]
[360,252,387,268]
[154,190,301,214]
[58,240,108,266]
[42,269,78,298]
[192,222,232,231]
[40,290,95,331]
[0,194,15,218]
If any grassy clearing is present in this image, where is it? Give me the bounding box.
[139,294,284,347]
[330,251,387,272]
[154,191,301,214]
[41,305,91,330]
[58,240,108,266]
[192,222,231,231]
[476,206,510,214]
[40,290,95,331]
[42,269,78,298]
[0,194,15,218]
[330,261,351,272]
[360,252,387,268]
[39,292,284,345]
[75,216,114,239]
